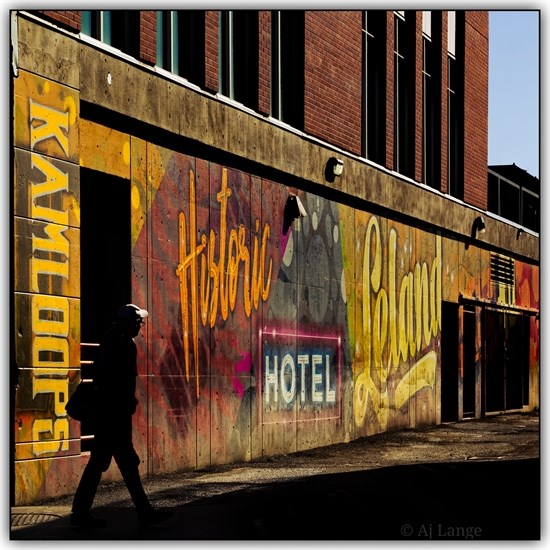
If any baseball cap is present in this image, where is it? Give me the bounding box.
[117,303,149,321]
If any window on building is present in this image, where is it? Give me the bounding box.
[271,10,305,129]
[82,10,140,58]
[362,11,386,165]
[447,11,464,199]
[499,179,521,224]
[394,11,415,179]
[488,171,539,232]
[82,10,109,42]
[522,188,539,232]
[219,10,259,109]
[488,172,499,213]
[156,10,205,87]
[422,11,441,189]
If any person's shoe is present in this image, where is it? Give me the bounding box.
[138,508,173,528]
[70,512,108,529]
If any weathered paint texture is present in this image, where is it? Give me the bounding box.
[13,90,539,505]
[13,71,84,503]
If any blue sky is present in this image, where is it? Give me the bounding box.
[489,11,540,178]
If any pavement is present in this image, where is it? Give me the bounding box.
[9,412,542,542]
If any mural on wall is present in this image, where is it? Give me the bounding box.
[176,166,273,398]
[13,71,81,501]
[340,213,443,434]
[142,147,444,456]
[13,109,540,504]
[261,329,341,422]
[259,193,347,430]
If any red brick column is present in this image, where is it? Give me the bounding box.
[205,10,219,93]
[140,11,157,65]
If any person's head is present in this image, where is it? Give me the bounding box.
[116,304,148,337]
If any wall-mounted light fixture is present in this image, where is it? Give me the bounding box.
[283,194,307,234]
[517,227,525,239]
[330,157,344,176]
[286,194,307,219]
[325,157,344,182]
[472,215,486,236]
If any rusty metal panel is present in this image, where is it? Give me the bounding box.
[14,69,79,163]
[14,149,80,229]
[79,119,130,179]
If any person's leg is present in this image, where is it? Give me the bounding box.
[71,434,112,528]
[71,460,103,514]
[112,419,150,511]
[115,449,151,512]
[113,421,172,527]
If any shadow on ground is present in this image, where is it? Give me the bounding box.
[11,457,540,541]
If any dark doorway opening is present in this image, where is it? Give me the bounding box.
[462,307,476,418]
[441,302,459,422]
[80,169,131,442]
[80,169,131,347]
[484,310,530,413]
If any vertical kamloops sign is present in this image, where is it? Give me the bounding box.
[13,70,80,459]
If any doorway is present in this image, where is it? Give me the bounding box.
[462,306,476,418]
[442,303,478,421]
[80,168,131,348]
[79,168,131,443]
[441,301,459,422]
[484,310,530,413]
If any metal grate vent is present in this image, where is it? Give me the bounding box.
[490,254,515,286]
[11,513,61,527]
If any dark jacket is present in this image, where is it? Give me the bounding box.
[93,322,139,419]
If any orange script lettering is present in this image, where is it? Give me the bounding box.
[176,168,272,397]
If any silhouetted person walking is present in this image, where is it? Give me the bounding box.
[71,304,172,529]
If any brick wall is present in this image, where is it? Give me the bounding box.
[440,13,449,195]
[205,11,219,93]
[304,11,363,155]
[463,11,489,210]
[38,10,80,31]
[140,11,156,65]
[29,9,489,209]
[414,11,423,183]
[258,11,271,116]
[385,12,395,171]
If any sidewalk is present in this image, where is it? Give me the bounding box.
[10,412,541,541]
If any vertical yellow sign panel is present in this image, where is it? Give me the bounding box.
[13,69,80,464]
[14,69,79,163]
